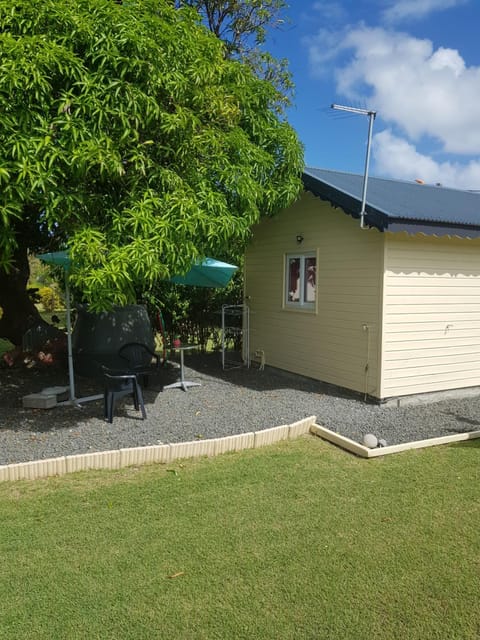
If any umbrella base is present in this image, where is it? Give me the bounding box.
[163,381,201,392]
[57,393,103,408]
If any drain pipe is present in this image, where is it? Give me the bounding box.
[362,323,371,401]
[331,105,377,229]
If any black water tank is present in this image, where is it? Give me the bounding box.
[72,305,155,377]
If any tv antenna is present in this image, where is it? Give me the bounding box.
[331,104,377,229]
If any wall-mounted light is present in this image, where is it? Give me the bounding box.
[296,234,304,244]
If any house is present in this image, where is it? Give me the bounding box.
[244,167,480,402]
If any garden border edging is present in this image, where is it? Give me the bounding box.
[0,416,316,482]
[3,417,480,482]
[310,423,480,457]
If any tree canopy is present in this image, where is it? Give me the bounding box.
[0,0,302,343]
[176,0,294,105]
[177,0,288,53]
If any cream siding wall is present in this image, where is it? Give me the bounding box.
[381,233,480,398]
[245,192,384,396]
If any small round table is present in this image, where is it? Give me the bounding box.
[163,345,201,392]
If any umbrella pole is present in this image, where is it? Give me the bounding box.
[64,271,76,402]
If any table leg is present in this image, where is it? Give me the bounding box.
[163,348,202,392]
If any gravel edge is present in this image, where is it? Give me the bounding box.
[1,354,480,466]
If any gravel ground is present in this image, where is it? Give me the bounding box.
[1,353,480,465]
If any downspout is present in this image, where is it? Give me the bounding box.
[362,323,371,401]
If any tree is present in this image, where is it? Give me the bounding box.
[175,0,287,55]
[152,0,295,347]
[176,0,293,105]
[0,0,303,345]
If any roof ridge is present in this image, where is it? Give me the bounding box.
[303,166,478,196]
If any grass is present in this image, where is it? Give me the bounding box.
[0,437,479,639]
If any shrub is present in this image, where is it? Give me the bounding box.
[38,286,61,312]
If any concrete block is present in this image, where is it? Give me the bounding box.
[22,393,56,409]
[41,386,69,403]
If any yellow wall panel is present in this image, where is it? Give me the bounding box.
[245,192,384,397]
[382,234,480,397]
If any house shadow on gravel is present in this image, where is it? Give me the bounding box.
[183,351,353,397]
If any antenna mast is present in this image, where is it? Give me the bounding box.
[331,104,377,229]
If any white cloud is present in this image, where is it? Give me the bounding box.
[312,2,347,21]
[374,129,480,189]
[383,0,467,24]
[313,25,480,155]
[306,28,345,67]
[306,21,480,188]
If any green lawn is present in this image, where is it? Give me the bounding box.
[0,437,479,639]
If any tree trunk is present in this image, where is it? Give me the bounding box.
[0,244,45,346]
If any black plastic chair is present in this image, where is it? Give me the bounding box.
[118,342,161,388]
[103,368,147,423]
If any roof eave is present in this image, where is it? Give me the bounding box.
[302,171,389,231]
[302,172,480,238]
[386,220,480,238]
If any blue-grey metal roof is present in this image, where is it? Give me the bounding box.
[302,167,480,237]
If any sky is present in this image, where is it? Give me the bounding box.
[265,0,480,189]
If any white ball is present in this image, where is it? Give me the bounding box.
[363,433,378,448]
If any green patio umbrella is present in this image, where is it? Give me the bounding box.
[168,258,238,288]
[38,250,71,271]
[37,252,237,402]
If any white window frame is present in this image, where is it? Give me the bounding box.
[284,252,317,311]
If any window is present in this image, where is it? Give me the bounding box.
[285,252,316,310]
